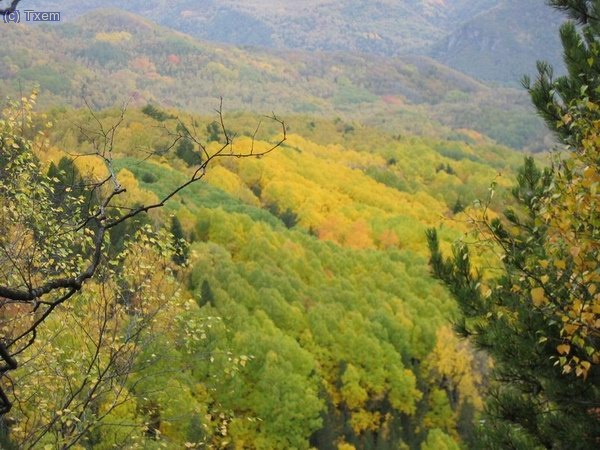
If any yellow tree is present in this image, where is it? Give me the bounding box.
[0,93,285,420]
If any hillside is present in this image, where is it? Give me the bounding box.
[0,9,549,150]
[3,100,526,448]
[1,0,594,449]
[24,0,494,54]
[23,0,564,85]
[430,0,565,83]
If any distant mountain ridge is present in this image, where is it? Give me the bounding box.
[0,8,548,150]
[431,0,565,83]
[23,0,565,84]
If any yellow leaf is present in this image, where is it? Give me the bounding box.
[581,361,591,371]
[584,166,596,179]
[541,275,550,284]
[555,260,566,270]
[557,344,571,355]
[564,323,579,335]
[531,287,547,306]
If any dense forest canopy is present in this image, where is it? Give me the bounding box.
[0,0,597,449]
[0,94,514,449]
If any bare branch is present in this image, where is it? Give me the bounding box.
[0,0,22,16]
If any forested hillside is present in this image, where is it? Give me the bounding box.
[0,9,549,151]
[0,97,524,448]
[431,0,564,83]
[3,1,595,449]
[24,0,564,85]
[21,0,502,54]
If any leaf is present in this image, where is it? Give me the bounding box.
[531,287,547,306]
[557,344,571,355]
[564,323,579,335]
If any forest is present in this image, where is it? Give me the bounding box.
[0,8,548,151]
[0,1,598,450]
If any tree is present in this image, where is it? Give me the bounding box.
[0,93,286,416]
[523,0,600,142]
[206,121,222,143]
[141,103,174,122]
[451,198,465,215]
[7,227,178,449]
[176,137,200,167]
[427,1,600,447]
[420,428,459,450]
[170,215,189,265]
[0,1,21,16]
[427,156,600,448]
[199,280,215,308]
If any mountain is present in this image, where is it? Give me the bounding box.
[23,0,565,85]
[0,9,549,150]
[430,0,565,84]
[24,0,490,53]
[13,103,523,448]
[0,2,556,449]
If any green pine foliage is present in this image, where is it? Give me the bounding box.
[170,215,189,265]
[524,0,600,141]
[427,2,600,448]
[426,157,600,448]
[176,138,200,167]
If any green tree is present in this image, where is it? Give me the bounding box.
[427,3,600,447]
[142,103,174,122]
[170,215,189,265]
[420,429,459,450]
[521,0,600,379]
[427,157,599,448]
[199,279,215,308]
[451,198,465,214]
[206,121,221,142]
[524,0,600,142]
[176,137,200,167]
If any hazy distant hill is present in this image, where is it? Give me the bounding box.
[21,1,503,54]
[24,0,466,52]
[430,0,565,83]
[0,9,548,150]
[23,0,564,85]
